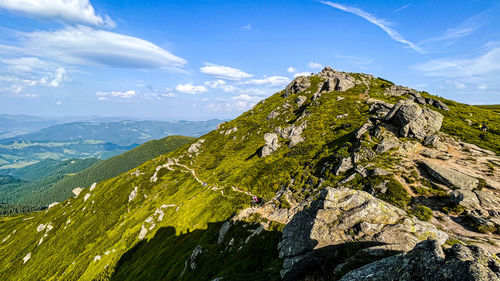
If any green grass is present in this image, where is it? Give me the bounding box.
[410,205,433,221]
[0,72,497,280]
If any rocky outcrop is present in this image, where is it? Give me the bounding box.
[385,85,449,111]
[317,67,356,92]
[278,187,448,280]
[340,240,500,281]
[260,133,280,157]
[296,95,307,107]
[276,124,306,148]
[385,100,443,140]
[284,76,311,97]
[188,139,205,155]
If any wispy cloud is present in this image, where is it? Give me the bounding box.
[200,63,253,80]
[0,0,115,28]
[336,54,374,65]
[242,24,252,30]
[419,14,483,46]
[394,3,410,13]
[240,76,290,86]
[6,26,186,69]
[287,66,296,73]
[96,90,136,99]
[320,1,423,53]
[413,47,500,78]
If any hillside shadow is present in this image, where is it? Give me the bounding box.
[110,220,283,281]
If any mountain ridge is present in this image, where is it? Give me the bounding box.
[0,66,498,281]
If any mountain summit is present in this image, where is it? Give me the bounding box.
[0,67,499,280]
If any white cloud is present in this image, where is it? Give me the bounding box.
[47,67,68,87]
[294,72,312,77]
[12,26,186,69]
[240,76,290,86]
[287,66,296,73]
[96,90,136,99]
[231,94,260,101]
[419,14,482,46]
[1,58,70,88]
[309,62,322,69]
[320,1,422,53]
[204,80,236,92]
[242,24,252,30]
[477,85,487,90]
[56,100,62,105]
[394,3,410,12]
[0,0,115,27]
[176,83,208,94]
[414,47,500,78]
[200,63,253,80]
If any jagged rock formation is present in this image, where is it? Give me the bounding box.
[385,85,450,111]
[340,239,500,281]
[278,187,447,280]
[317,66,356,92]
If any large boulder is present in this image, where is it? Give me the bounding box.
[284,76,311,97]
[260,133,280,157]
[317,67,356,91]
[278,187,448,280]
[340,240,500,281]
[385,100,443,140]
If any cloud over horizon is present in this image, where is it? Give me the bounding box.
[0,0,116,27]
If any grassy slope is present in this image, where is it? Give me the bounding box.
[0,73,498,281]
[17,135,194,208]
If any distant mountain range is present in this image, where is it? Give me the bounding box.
[0,118,222,169]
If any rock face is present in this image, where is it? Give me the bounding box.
[260,133,280,157]
[421,161,479,190]
[385,100,443,140]
[284,76,311,97]
[340,240,500,281]
[278,187,447,280]
[317,67,356,92]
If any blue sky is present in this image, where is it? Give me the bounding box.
[0,0,499,120]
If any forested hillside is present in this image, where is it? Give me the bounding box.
[0,136,193,214]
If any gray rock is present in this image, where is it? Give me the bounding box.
[218,221,231,244]
[284,76,311,97]
[355,120,374,139]
[340,240,500,281]
[296,95,307,107]
[317,67,356,91]
[318,78,339,93]
[375,131,400,154]
[385,100,443,140]
[279,188,448,280]
[276,124,306,148]
[368,99,394,118]
[266,110,280,120]
[421,161,479,190]
[451,189,481,209]
[260,133,280,157]
[372,168,391,176]
[334,157,353,175]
